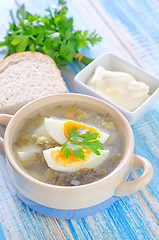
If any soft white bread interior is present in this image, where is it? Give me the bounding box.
[0,51,68,114]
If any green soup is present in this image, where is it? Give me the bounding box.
[14,103,124,186]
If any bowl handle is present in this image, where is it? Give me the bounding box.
[0,114,12,152]
[115,155,153,196]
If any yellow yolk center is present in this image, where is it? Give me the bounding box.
[51,148,91,167]
[63,120,100,139]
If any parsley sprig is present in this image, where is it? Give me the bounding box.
[61,127,106,159]
[0,0,102,67]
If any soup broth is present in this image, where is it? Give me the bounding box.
[14,103,124,186]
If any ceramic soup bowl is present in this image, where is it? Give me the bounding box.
[0,94,153,219]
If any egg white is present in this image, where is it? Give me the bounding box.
[44,118,109,144]
[43,147,109,172]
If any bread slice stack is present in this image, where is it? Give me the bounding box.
[0,52,68,114]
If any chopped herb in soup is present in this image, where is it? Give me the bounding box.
[14,104,124,186]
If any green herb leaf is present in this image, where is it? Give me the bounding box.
[61,141,71,158]
[61,127,106,159]
[81,131,99,141]
[13,35,29,52]
[61,140,85,159]
[69,127,88,142]
[1,1,102,67]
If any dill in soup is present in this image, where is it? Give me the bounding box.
[14,104,124,186]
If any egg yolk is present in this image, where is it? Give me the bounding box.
[63,120,100,139]
[51,148,91,168]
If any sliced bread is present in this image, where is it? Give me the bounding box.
[0,51,68,114]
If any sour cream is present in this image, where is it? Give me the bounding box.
[87,66,149,111]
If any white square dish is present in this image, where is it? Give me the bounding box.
[73,53,159,124]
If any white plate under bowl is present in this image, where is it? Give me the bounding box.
[73,53,159,124]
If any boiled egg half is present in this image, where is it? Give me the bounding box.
[43,118,110,172]
[43,147,109,172]
[44,118,109,144]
